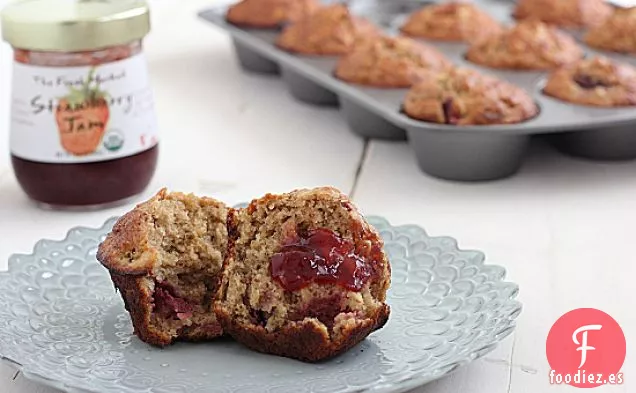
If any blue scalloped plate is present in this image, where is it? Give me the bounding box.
[0,216,521,393]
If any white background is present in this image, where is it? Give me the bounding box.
[0,1,634,392]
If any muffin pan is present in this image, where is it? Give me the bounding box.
[199,0,636,181]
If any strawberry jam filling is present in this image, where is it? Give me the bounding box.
[153,282,193,320]
[270,228,372,291]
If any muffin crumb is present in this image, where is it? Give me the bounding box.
[215,187,391,362]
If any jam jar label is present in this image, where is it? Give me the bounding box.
[10,53,159,163]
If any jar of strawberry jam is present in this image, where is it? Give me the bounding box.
[1,0,158,209]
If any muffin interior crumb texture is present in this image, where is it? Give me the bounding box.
[99,190,228,343]
[147,195,227,338]
[218,189,389,342]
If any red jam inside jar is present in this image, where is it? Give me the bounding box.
[2,0,157,209]
[270,228,372,291]
[9,43,158,208]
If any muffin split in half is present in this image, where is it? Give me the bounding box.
[98,187,391,361]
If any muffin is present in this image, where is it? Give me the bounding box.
[466,20,583,70]
[276,4,380,55]
[335,35,452,88]
[543,57,636,107]
[226,0,320,28]
[400,2,503,43]
[97,189,229,346]
[403,68,538,125]
[584,7,636,54]
[215,187,391,362]
[513,0,612,29]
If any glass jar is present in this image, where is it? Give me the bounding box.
[1,0,159,209]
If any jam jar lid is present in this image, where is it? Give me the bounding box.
[1,0,151,52]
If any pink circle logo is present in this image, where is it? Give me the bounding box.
[546,308,626,388]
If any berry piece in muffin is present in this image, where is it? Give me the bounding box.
[334,35,452,88]
[403,68,538,125]
[276,4,380,55]
[400,2,502,43]
[226,0,320,28]
[543,57,636,107]
[466,20,583,70]
[215,187,391,362]
[513,0,612,29]
[584,7,636,54]
[97,189,229,346]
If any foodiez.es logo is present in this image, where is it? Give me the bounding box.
[546,308,626,388]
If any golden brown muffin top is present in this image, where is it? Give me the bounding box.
[466,20,583,70]
[544,56,636,106]
[401,2,503,43]
[335,35,452,87]
[226,0,321,28]
[276,4,379,55]
[513,0,612,28]
[584,7,636,54]
[403,68,538,125]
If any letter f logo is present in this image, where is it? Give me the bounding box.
[573,324,602,368]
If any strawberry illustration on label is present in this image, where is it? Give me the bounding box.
[55,67,110,156]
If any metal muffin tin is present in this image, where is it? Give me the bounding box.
[199,0,636,181]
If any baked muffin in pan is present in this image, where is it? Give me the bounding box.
[584,7,636,54]
[401,2,502,43]
[226,0,320,28]
[544,57,636,107]
[403,67,539,125]
[335,35,452,88]
[466,20,583,70]
[513,0,612,29]
[276,4,380,55]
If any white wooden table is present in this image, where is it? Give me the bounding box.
[0,1,633,392]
